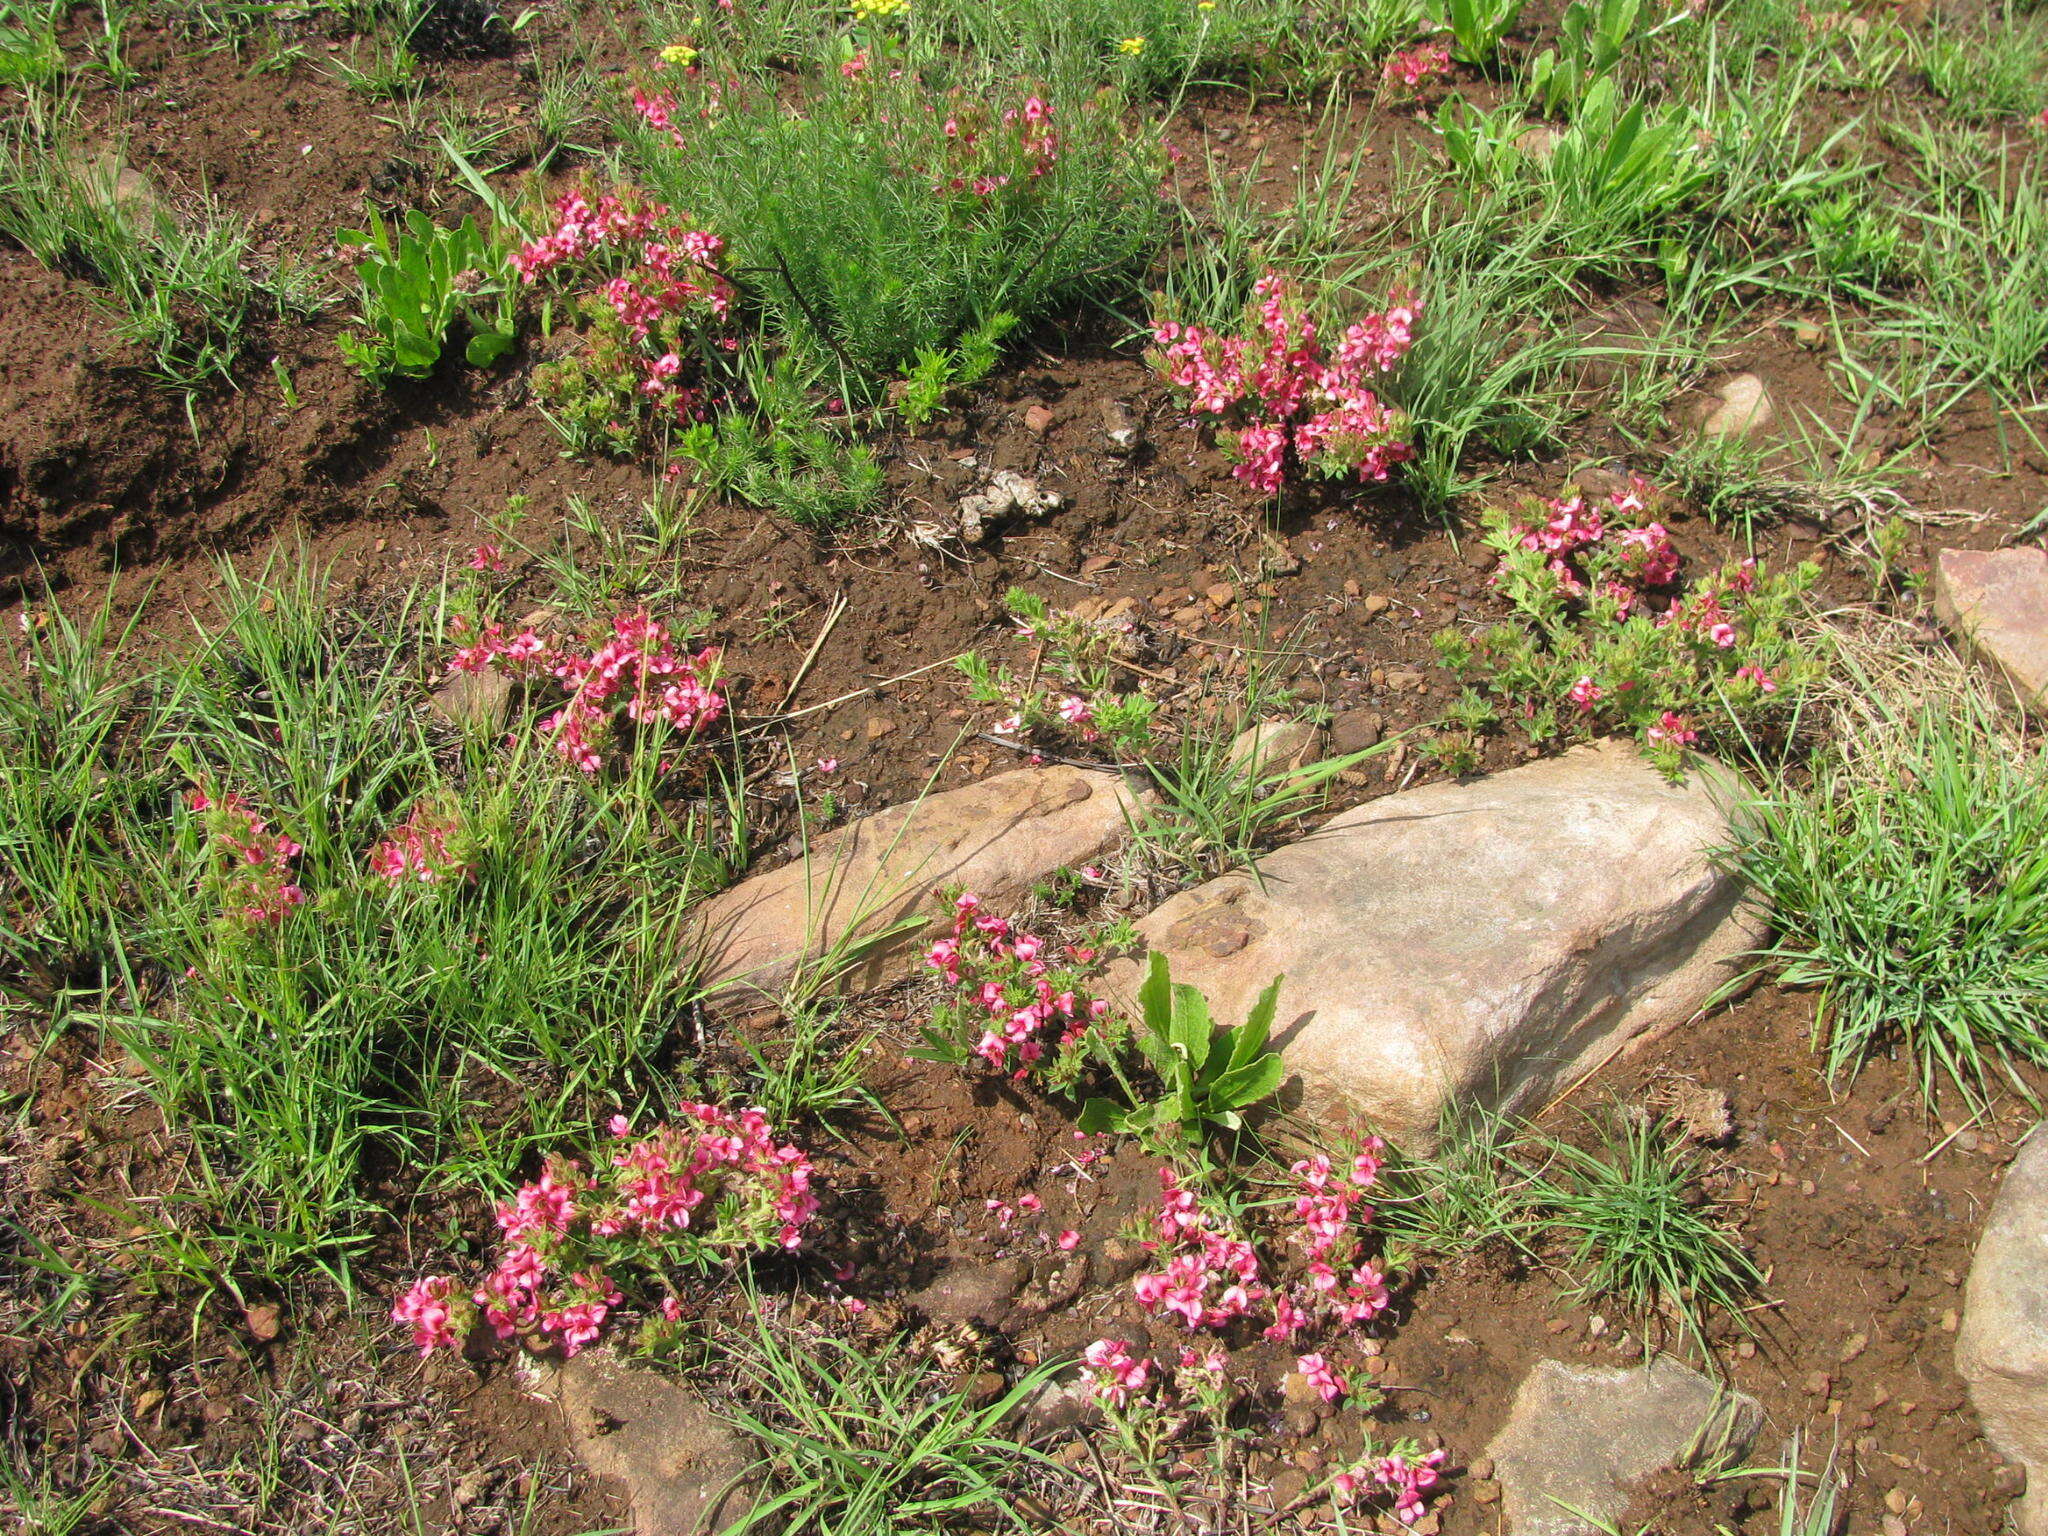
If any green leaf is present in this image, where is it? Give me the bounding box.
[1168,982,1213,1075]
[1136,950,1172,1036]
[464,329,513,367]
[1226,973,1283,1076]
[1204,1051,1284,1114]
[1076,1097,1121,1134]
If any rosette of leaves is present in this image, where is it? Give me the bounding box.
[338,208,517,382]
[1080,953,1285,1141]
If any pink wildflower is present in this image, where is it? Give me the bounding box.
[1296,1352,1346,1403]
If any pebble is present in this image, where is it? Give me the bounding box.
[1885,1488,1910,1515]
[1364,593,1390,614]
[866,717,896,740]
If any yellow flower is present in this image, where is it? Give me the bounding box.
[1118,34,1146,53]
[1198,2,1217,9]
[659,42,699,65]
[849,0,906,18]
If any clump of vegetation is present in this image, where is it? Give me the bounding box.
[1737,666,2048,1106]
[1434,475,1821,773]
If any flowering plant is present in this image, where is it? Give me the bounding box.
[183,788,306,926]
[514,186,738,457]
[392,1105,818,1360]
[911,893,1123,1090]
[1150,271,1417,496]
[1436,476,1820,772]
[369,798,473,886]
[447,608,726,774]
[956,588,1157,760]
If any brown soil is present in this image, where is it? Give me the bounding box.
[3,6,2042,1534]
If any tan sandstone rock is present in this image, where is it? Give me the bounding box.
[692,765,1145,1004]
[1934,546,2048,714]
[1105,741,1765,1142]
[1487,1358,1763,1536]
[550,1351,754,1536]
[1957,1128,2048,1536]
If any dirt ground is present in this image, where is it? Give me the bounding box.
[3,6,2044,1534]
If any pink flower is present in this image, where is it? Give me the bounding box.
[1567,676,1603,713]
[1706,621,1738,648]
[1734,664,1777,692]
[1057,1229,1081,1251]
[840,48,868,78]
[467,543,508,573]
[392,1275,468,1354]
[1296,1352,1346,1403]
[1081,1339,1150,1405]
[814,757,839,774]
[1381,42,1451,87]
[1647,711,1698,748]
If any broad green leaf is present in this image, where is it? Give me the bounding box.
[1205,1051,1284,1114]
[1226,973,1284,1076]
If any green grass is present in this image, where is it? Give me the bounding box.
[1541,1111,1761,1344]
[1736,677,2048,1107]
[1919,3,2048,123]
[722,1306,1060,1535]
[2,560,754,1287]
[0,94,317,390]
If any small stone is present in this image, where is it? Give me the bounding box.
[1791,320,1825,348]
[1885,1487,1910,1515]
[428,670,513,734]
[1804,1371,1832,1396]
[1840,1332,1868,1364]
[1363,593,1390,614]
[1330,710,1383,755]
[243,1303,283,1342]
[1023,404,1054,436]
[1694,373,1775,440]
[1472,1482,1502,1505]
[866,716,896,740]
[1883,1517,1908,1536]
[1933,547,2048,714]
[1344,579,1363,598]
[1205,583,1236,608]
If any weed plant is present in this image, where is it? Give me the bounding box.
[3,563,751,1286]
[1737,682,2048,1106]
[723,1307,1059,1536]
[0,96,315,389]
[619,57,1165,397]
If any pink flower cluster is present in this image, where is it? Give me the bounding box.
[924,892,1109,1075]
[393,1105,818,1360]
[1508,476,1679,610]
[1135,1166,1268,1328]
[1081,1338,1151,1405]
[1151,272,1418,495]
[369,803,470,886]
[511,188,733,418]
[1382,43,1451,88]
[187,788,306,923]
[1122,1149,1391,1347]
[1333,1448,1449,1522]
[448,609,726,773]
[926,92,1061,198]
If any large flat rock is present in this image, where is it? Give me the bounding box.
[1487,1358,1762,1536]
[1107,742,1764,1141]
[1958,1127,2048,1536]
[692,765,1144,1003]
[1935,546,2048,713]
[551,1352,754,1536]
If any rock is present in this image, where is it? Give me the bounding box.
[1487,1357,1763,1536]
[1329,710,1383,755]
[1694,373,1775,440]
[910,1259,1027,1327]
[1102,742,1765,1142]
[1227,719,1326,779]
[1100,400,1139,450]
[692,766,1146,1004]
[1933,546,2048,713]
[1957,1127,2048,1536]
[1023,404,1054,436]
[551,1352,754,1536]
[1362,593,1390,614]
[428,669,513,733]
[958,470,1063,543]
[1019,1374,1102,1433]
[1515,125,1561,162]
